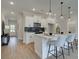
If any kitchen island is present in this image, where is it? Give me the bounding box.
[33,34,57,59]
[23,32,34,44]
[23,32,59,59]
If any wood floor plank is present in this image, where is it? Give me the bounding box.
[1,37,40,59]
[1,37,78,59]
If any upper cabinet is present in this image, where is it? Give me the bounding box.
[25,16,34,27]
[25,16,46,27]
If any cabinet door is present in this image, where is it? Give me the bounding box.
[25,17,33,27]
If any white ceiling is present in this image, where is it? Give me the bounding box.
[1,0,78,20]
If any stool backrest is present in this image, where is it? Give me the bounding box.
[67,34,75,42]
[48,36,59,45]
[55,35,67,48]
[75,34,78,39]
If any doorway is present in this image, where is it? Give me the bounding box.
[8,20,17,37]
[56,26,60,34]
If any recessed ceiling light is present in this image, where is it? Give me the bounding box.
[32,8,35,11]
[10,1,14,5]
[11,11,14,14]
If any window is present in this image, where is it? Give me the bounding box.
[5,25,9,29]
[10,25,15,32]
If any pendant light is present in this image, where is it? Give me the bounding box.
[49,0,52,15]
[47,0,52,15]
[60,2,64,19]
[68,7,71,21]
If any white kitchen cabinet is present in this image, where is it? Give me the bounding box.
[25,16,34,27]
[24,32,34,44]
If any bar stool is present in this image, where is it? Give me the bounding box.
[47,35,67,59]
[64,34,75,55]
[74,34,78,49]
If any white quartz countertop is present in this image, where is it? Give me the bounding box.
[33,34,68,41]
[33,34,58,40]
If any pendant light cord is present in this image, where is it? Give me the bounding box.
[61,2,63,16]
[49,0,51,12]
[68,7,71,18]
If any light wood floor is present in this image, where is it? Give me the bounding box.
[1,37,40,59]
[1,37,78,59]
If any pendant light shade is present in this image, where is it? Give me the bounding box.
[47,0,52,15]
[60,15,64,19]
[60,2,64,19]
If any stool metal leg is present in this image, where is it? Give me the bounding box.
[71,42,74,52]
[56,46,57,59]
[76,41,78,49]
[47,44,51,59]
[54,46,55,54]
[68,42,70,55]
[61,47,65,59]
[75,39,78,49]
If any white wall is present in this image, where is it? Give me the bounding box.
[1,11,25,40]
[67,20,78,33]
[2,10,78,41]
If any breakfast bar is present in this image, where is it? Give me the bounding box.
[33,34,58,59]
